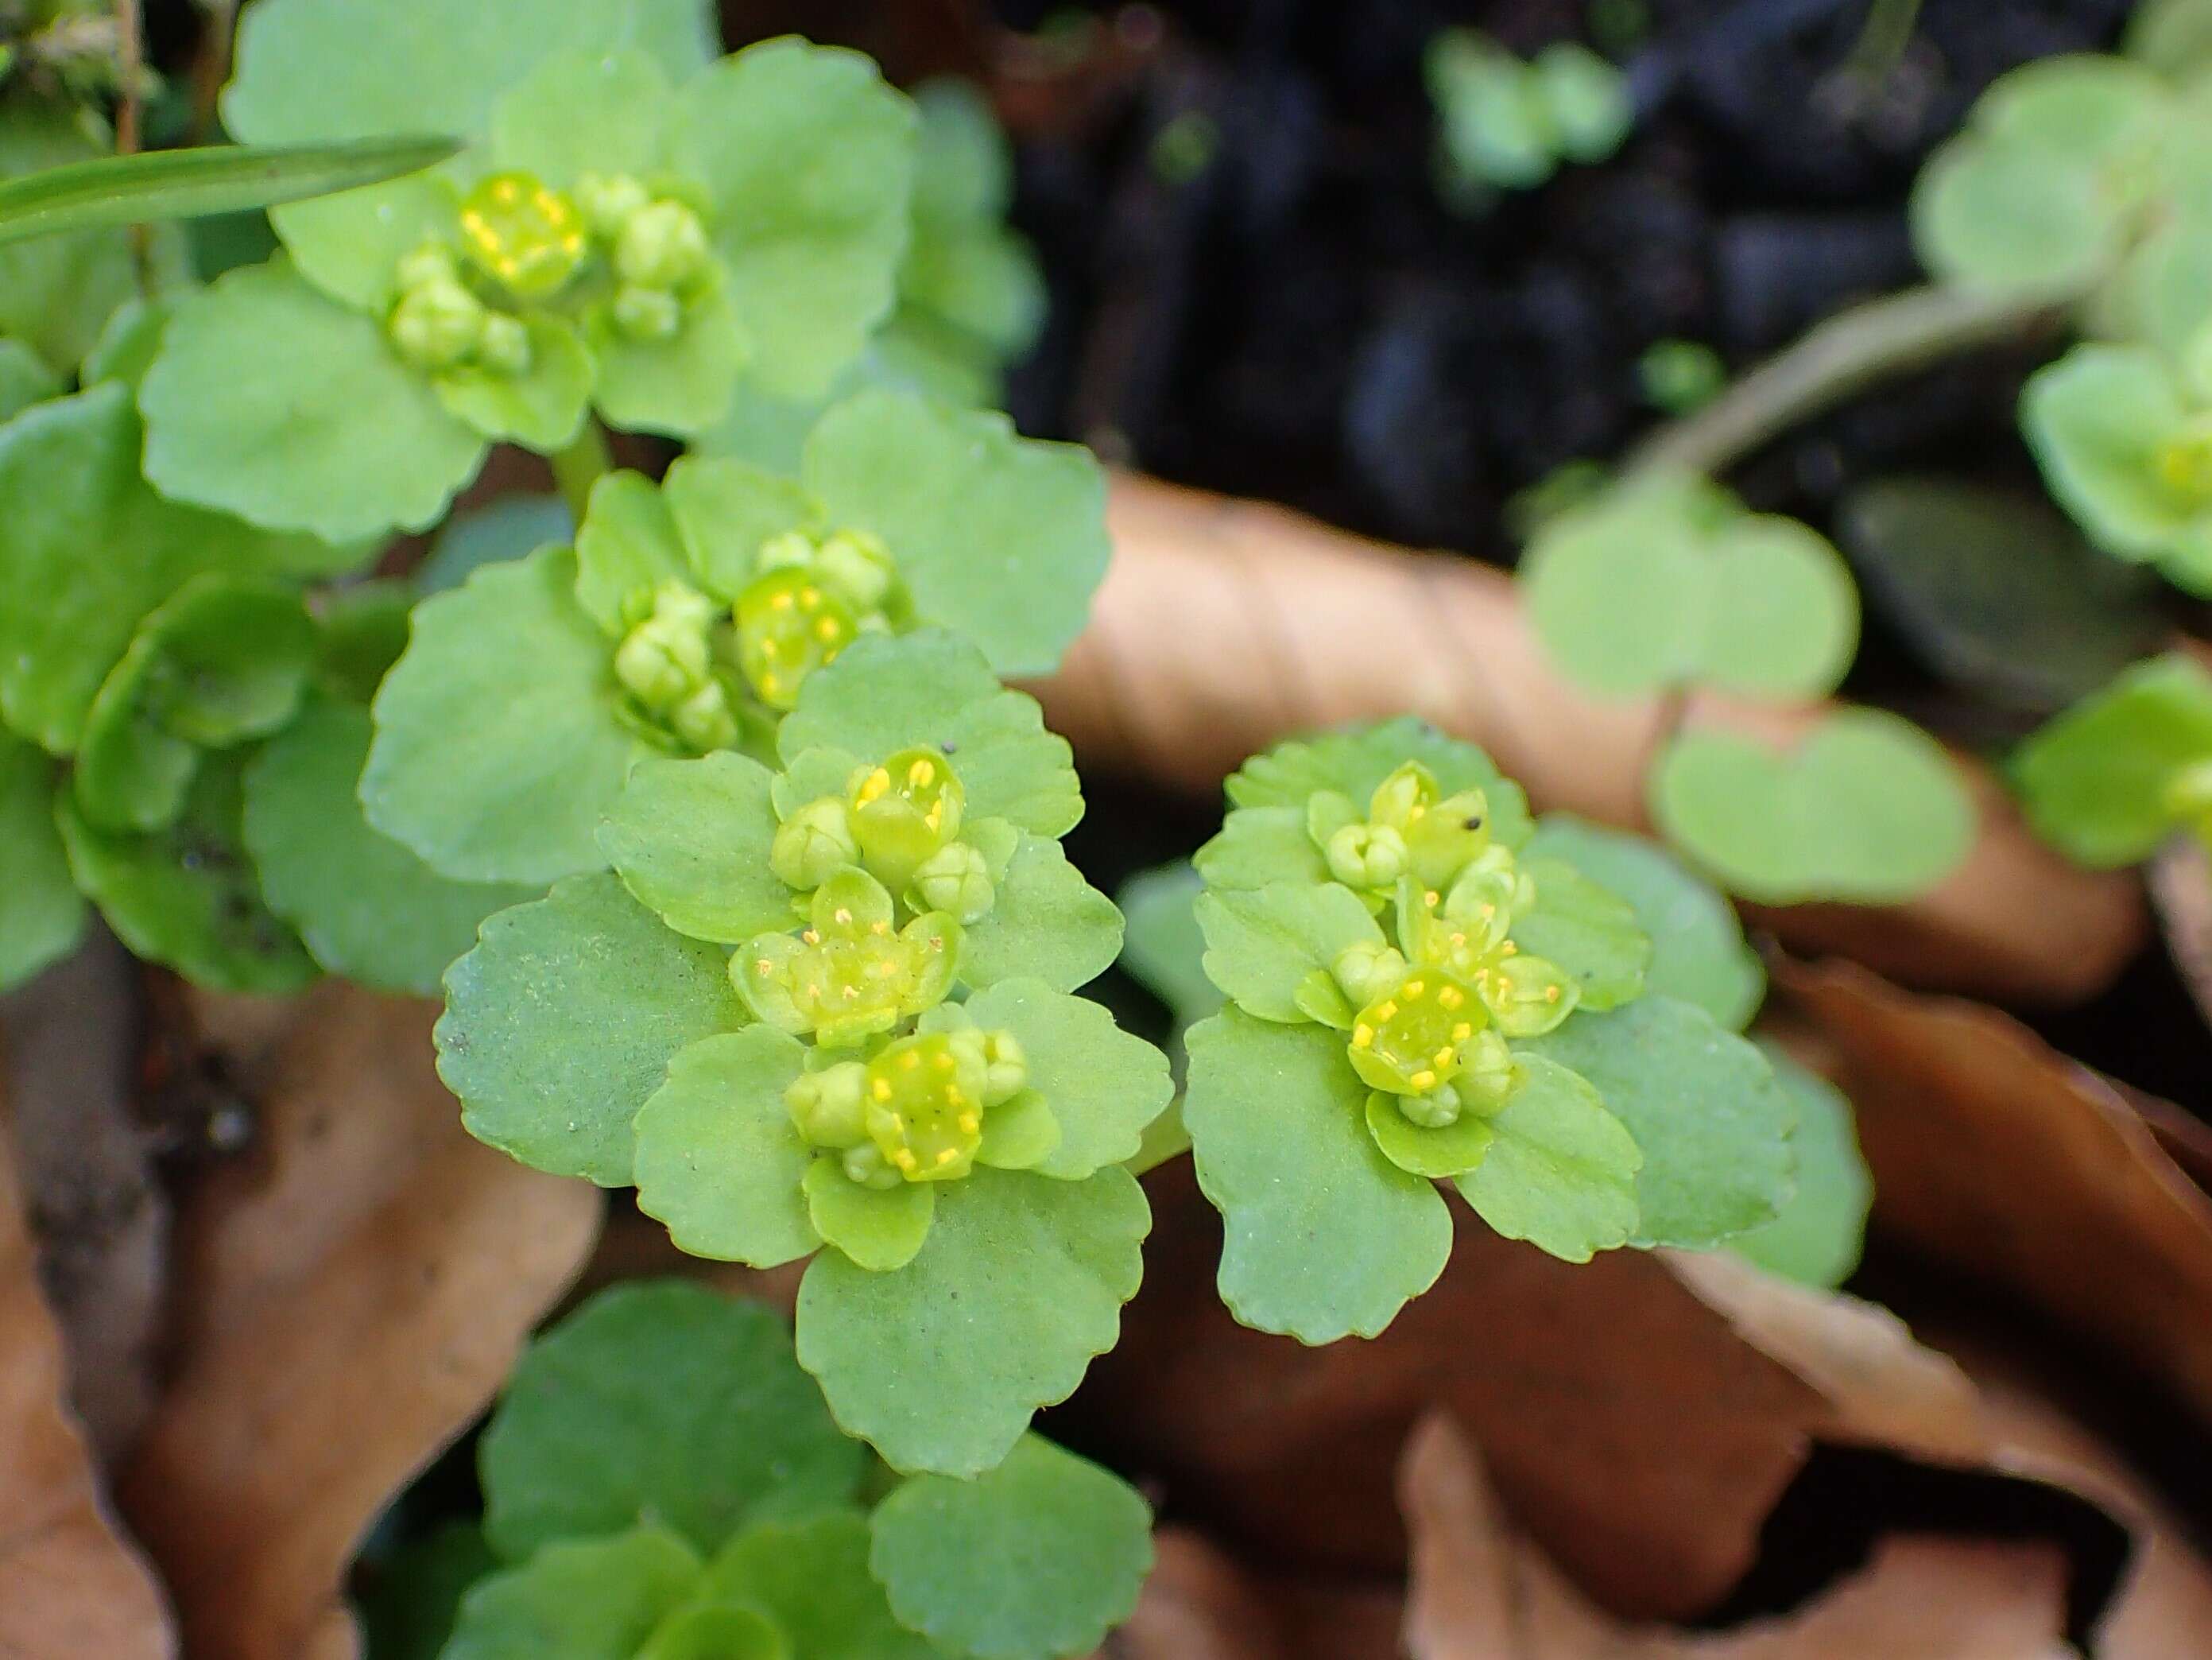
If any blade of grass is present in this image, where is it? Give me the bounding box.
[0,134,458,248]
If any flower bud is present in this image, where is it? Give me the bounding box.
[756,529,818,573]
[574,169,649,238]
[841,1141,905,1190]
[458,170,588,300]
[388,277,485,370]
[978,1029,1028,1105]
[615,199,712,290]
[1324,822,1408,888]
[735,567,860,710]
[611,283,683,343]
[614,613,711,709]
[475,312,533,376]
[1366,762,1438,831]
[814,529,897,611]
[1475,952,1578,1037]
[1456,1030,1517,1115]
[393,242,459,293]
[1397,1080,1462,1129]
[787,1061,868,1148]
[1406,787,1493,888]
[908,841,994,922]
[668,681,738,752]
[1332,940,1408,1007]
[771,797,859,890]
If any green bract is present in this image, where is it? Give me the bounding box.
[143,10,917,537]
[2021,342,2212,594]
[417,1281,1151,1659]
[365,397,1107,884]
[1521,475,1860,702]
[1181,723,1796,1341]
[439,635,1168,1473]
[2011,652,2212,867]
[1648,712,1976,906]
[1911,54,2200,295]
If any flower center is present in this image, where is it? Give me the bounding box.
[865,1034,988,1181]
[734,568,859,711]
[1346,970,1482,1096]
[457,171,589,301]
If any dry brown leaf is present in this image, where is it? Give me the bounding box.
[1774,956,2212,1426]
[1090,1528,1404,1660]
[0,1015,173,1659]
[1399,1413,2074,1659]
[1083,1163,1834,1619]
[118,986,601,1660]
[1029,475,2144,1003]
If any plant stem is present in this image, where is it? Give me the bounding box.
[189,0,238,146]
[114,0,148,289]
[1621,281,2068,481]
[549,421,613,522]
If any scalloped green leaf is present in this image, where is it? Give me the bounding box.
[1223,717,1532,847]
[76,576,315,835]
[955,834,1121,991]
[437,871,742,1184]
[1521,815,1763,1030]
[1191,805,1329,892]
[242,699,534,995]
[661,455,822,599]
[778,631,1082,836]
[482,1281,862,1561]
[599,754,790,944]
[2011,653,2212,867]
[1722,1046,1869,1290]
[1524,995,1793,1247]
[265,166,459,314]
[931,980,1172,1180]
[57,750,316,994]
[1454,1055,1639,1262]
[871,1435,1151,1660]
[1648,712,1975,906]
[1194,882,1381,1024]
[440,1527,703,1660]
[795,1165,1147,1476]
[1363,1090,1493,1179]
[803,390,1106,677]
[1183,1010,1451,1342]
[805,1161,933,1272]
[141,257,486,541]
[705,1513,936,1660]
[1115,861,1222,1029]
[633,1028,819,1266]
[436,313,594,450]
[665,37,916,400]
[489,46,672,187]
[0,734,82,990]
[366,547,645,885]
[0,382,349,754]
[589,284,753,439]
[575,469,692,633]
[1910,130,2113,294]
[1509,857,1649,1011]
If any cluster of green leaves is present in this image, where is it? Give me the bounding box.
[1423,28,1631,207]
[365,392,1106,886]
[1175,719,1804,1340]
[134,0,934,541]
[436,634,1170,1477]
[366,1282,1151,1660]
[1520,474,1974,906]
[2012,652,2212,867]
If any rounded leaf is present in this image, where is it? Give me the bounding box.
[436,313,595,451]
[1453,1056,1640,1262]
[437,871,743,1185]
[804,1160,934,1271]
[871,1436,1152,1660]
[1648,712,1974,906]
[1223,717,1532,847]
[1193,882,1382,1025]
[2021,344,2198,568]
[803,390,1108,677]
[599,753,792,944]
[2011,653,2212,867]
[703,1513,936,1660]
[243,699,536,995]
[796,1165,1148,1476]
[633,1029,819,1266]
[1722,1047,1870,1290]
[367,547,645,884]
[140,258,485,541]
[1183,1010,1451,1343]
[1524,995,1794,1248]
[482,1281,863,1561]
[956,832,1122,991]
[0,734,83,989]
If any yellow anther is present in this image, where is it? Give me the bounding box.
[958,1112,981,1134]
[1438,985,1464,1010]
[1425,890,1440,906]
[803,929,821,945]
[856,769,890,806]
[1500,941,1518,956]
[815,617,839,641]
[870,920,889,935]
[934,1147,959,1166]
[1451,1022,1473,1041]
[1545,985,1562,1002]
[1403,979,1424,997]
[770,589,793,610]
[901,1050,920,1069]
[1352,1024,1375,1048]
[934,1051,955,1070]
[1374,1001,1397,1020]
[799,586,821,606]
[1410,1069,1437,1090]
[1433,1047,1454,1067]
[872,1079,893,1102]
[833,907,852,924]
[754,958,773,974]
[908,758,935,785]
[893,1149,919,1172]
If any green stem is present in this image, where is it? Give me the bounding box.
[549,420,613,522]
[1621,281,2069,482]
